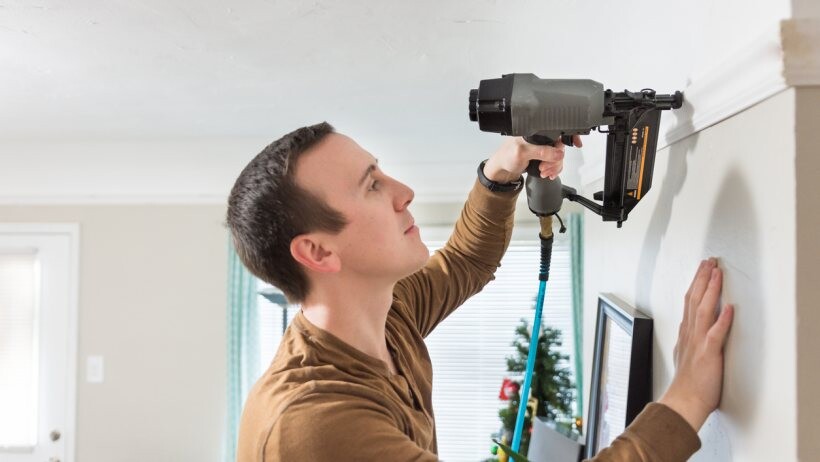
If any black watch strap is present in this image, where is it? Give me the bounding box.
[477,160,524,193]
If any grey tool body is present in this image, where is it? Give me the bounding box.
[510,75,613,142]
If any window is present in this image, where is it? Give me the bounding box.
[255,229,577,462]
[0,252,40,448]
[424,234,575,461]
[257,288,298,373]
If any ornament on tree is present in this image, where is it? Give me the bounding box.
[499,378,519,401]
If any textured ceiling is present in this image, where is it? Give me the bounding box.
[0,0,789,201]
[1,1,700,141]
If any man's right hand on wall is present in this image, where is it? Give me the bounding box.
[659,258,735,431]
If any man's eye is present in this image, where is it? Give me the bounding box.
[368,180,380,191]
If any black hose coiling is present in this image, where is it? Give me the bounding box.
[539,235,554,281]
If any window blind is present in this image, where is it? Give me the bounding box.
[424,238,575,462]
[257,291,298,374]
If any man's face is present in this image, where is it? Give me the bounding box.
[293,133,430,282]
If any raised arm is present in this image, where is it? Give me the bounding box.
[394,137,571,337]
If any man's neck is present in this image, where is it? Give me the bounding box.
[300,279,396,372]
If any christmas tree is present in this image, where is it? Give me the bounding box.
[486,319,574,461]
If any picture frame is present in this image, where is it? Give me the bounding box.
[584,293,653,458]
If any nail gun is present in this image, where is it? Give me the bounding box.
[468,73,683,227]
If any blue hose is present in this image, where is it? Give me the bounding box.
[511,234,553,453]
[511,280,547,452]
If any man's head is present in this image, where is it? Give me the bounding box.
[227,122,428,303]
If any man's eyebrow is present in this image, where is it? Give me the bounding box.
[358,159,379,186]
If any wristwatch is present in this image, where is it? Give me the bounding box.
[477,160,524,193]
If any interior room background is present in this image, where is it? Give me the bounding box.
[1,0,818,461]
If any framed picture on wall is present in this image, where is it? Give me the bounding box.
[585,294,653,458]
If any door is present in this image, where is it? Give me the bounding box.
[0,225,78,462]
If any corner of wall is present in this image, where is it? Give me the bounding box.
[795,86,820,462]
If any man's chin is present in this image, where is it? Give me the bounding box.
[400,252,430,279]
[415,252,431,269]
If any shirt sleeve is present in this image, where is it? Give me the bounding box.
[262,395,440,462]
[585,403,702,462]
[393,178,520,338]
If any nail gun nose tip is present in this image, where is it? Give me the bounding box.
[673,91,684,108]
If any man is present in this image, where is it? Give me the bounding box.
[227,122,733,461]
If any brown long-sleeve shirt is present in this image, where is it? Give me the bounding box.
[236,179,701,461]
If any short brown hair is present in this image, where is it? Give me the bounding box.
[226,122,346,302]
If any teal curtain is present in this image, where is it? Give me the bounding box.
[224,240,260,462]
[569,212,584,419]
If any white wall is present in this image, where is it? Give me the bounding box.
[583,89,800,460]
[571,9,817,459]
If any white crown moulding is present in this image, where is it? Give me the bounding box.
[582,18,820,187]
[663,19,820,148]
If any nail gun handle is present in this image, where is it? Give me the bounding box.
[524,134,574,147]
[525,160,564,217]
[523,133,570,217]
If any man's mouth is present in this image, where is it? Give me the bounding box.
[404,222,417,234]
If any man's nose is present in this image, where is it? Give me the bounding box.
[392,178,414,211]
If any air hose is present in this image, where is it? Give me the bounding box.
[510,215,555,453]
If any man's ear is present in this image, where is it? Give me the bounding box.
[289,234,341,274]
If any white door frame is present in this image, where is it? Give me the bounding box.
[0,224,79,462]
